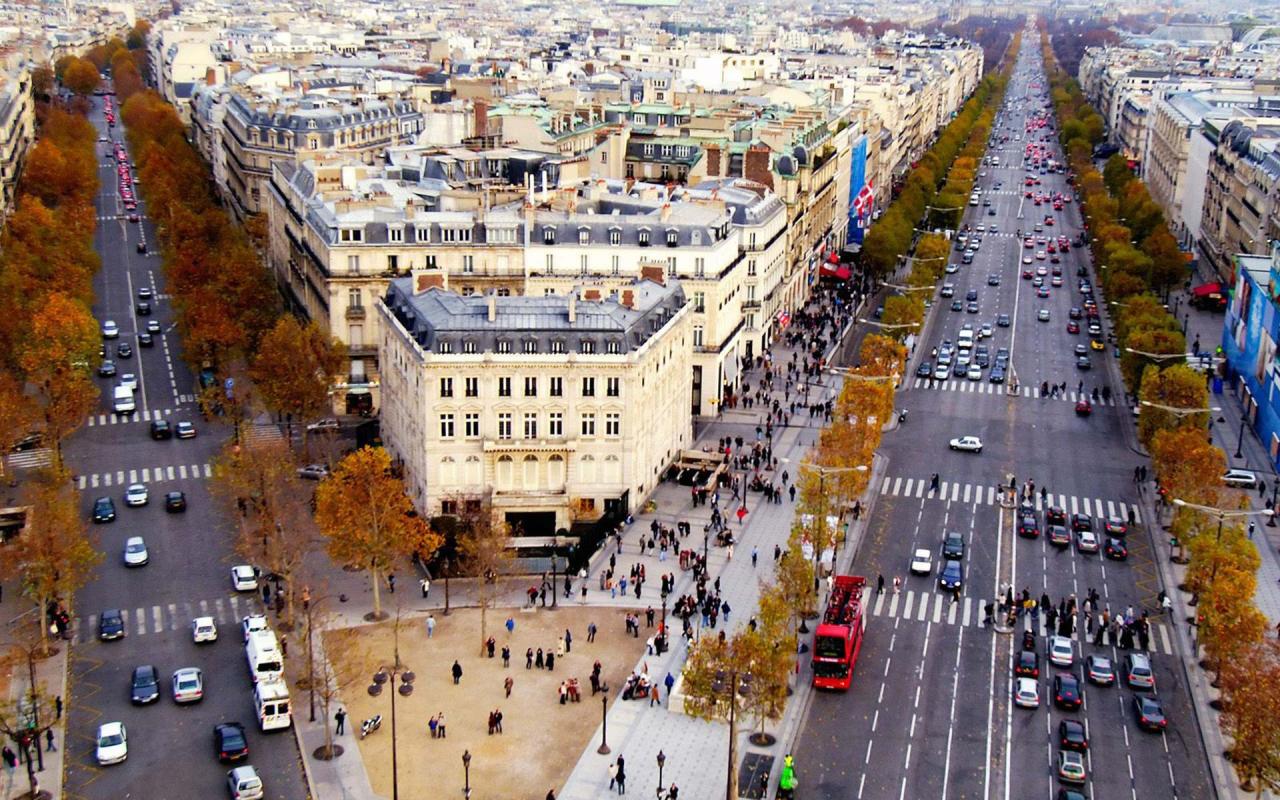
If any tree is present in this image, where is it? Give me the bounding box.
[30,66,53,100]
[299,586,368,760]
[1136,363,1204,446]
[439,495,513,654]
[1150,426,1225,507]
[1219,641,1280,796]
[126,19,152,50]
[61,58,101,97]
[0,632,63,799]
[19,293,100,463]
[250,316,347,441]
[738,583,796,742]
[314,447,442,619]
[1198,564,1267,680]
[0,373,37,455]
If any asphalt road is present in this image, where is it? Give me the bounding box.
[794,41,1216,800]
[53,97,308,800]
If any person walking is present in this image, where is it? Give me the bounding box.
[615,763,627,795]
[436,712,447,738]
[427,614,436,638]
[420,577,430,598]
[55,696,62,720]
[501,646,510,667]
[505,676,514,698]
[565,629,573,653]
[44,729,55,752]
[526,648,534,669]
[608,762,619,791]
[877,574,885,594]
[451,660,463,685]
[335,707,346,735]
[588,621,598,643]
[387,574,395,594]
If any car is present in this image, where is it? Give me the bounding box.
[232,565,258,592]
[1054,673,1083,710]
[1066,321,1079,334]
[193,616,218,643]
[124,483,149,507]
[1090,337,1105,351]
[917,362,933,378]
[948,436,983,453]
[102,320,119,339]
[297,463,330,481]
[1103,537,1128,560]
[165,490,187,513]
[131,664,160,704]
[98,359,117,377]
[1015,649,1040,679]
[127,213,139,223]
[987,274,1000,286]
[1048,635,1074,667]
[138,332,154,347]
[938,559,963,591]
[966,302,979,314]
[96,722,128,765]
[951,300,963,312]
[175,420,197,439]
[136,241,146,254]
[1126,652,1155,690]
[1059,719,1088,751]
[1074,343,1088,357]
[945,263,959,274]
[989,366,1005,383]
[150,419,172,440]
[173,667,204,704]
[1085,654,1115,686]
[1033,276,1043,287]
[135,300,151,316]
[997,314,1011,327]
[1037,286,1051,298]
[980,324,993,338]
[1016,514,1039,538]
[242,613,269,642]
[146,319,161,334]
[1014,676,1040,708]
[1133,695,1167,731]
[307,417,341,432]
[228,765,265,800]
[116,342,133,359]
[119,373,138,392]
[1069,515,1091,534]
[1036,251,1046,261]
[123,536,149,567]
[98,608,125,640]
[214,722,249,762]
[966,364,982,380]
[1057,750,1087,784]
[1075,355,1090,370]
[1038,309,1050,322]
[1223,469,1260,489]
[933,364,950,380]
[93,496,116,523]
[1052,276,1063,287]
[1076,530,1099,553]
[943,531,965,560]
[138,287,153,300]
[909,548,933,576]
[1075,399,1092,416]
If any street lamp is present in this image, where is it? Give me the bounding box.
[1138,400,1221,417]
[367,647,414,800]
[597,694,611,754]
[656,750,667,797]
[857,319,922,331]
[1171,498,1273,577]
[462,749,472,798]
[881,282,935,293]
[782,458,869,628]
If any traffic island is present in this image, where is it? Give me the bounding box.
[324,606,647,799]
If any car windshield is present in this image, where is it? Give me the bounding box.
[99,733,123,746]
[814,635,848,660]
[221,728,245,748]
[178,676,199,689]
[126,542,144,552]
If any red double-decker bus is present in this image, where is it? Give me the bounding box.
[812,575,866,690]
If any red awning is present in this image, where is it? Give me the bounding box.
[1191,282,1223,297]
[819,264,852,281]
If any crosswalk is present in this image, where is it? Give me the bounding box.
[5,448,54,471]
[910,377,1121,406]
[87,407,187,427]
[879,474,1142,523]
[74,594,263,643]
[77,462,212,490]
[866,588,1175,655]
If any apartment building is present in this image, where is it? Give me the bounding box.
[378,273,693,536]
[1199,117,1280,282]
[0,62,35,220]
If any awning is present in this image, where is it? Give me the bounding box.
[1191,282,1223,297]
[819,264,851,281]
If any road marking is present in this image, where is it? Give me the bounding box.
[899,592,910,619]
[152,606,162,633]
[917,594,929,622]
[166,465,175,480]
[178,465,188,479]
[933,595,944,624]
[115,470,124,485]
[168,604,179,629]
[961,597,972,626]
[892,477,902,495]
[903,478,914,496]
[873,592,885,616]
[128,469,137,484]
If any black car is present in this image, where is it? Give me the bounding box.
[214,722,249,762]
[1071,514,1093,533]
[149,420,172,440]
[131,665,160,704]
[1059,719,1088,751]
[164,491,186,513]
[943,531,965,560]
[135,301,151,316]
[1017,515,1039,538]
[98,360,117,377]
[116,342,133,359]
[1046,506,1067,526]
[1104,537,1128,560]
[1057,790,1088,800]
[98,609,125,640]
[10,431,43,451]
[1054,673,1083,710]
[996,314,1011,327]
[1015,649,1039,678]
[917,362,933,378]
[1133,696,1166,731]
[138,332,154,348]
[92,496,116,523]
[951,300,963,312]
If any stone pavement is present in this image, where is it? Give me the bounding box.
[1,637,68,800]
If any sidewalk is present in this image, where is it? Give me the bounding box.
[1,632,68,800]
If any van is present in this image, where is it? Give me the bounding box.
[957,330,975,350]
[253,678,292,731]
[112,385,135,415]
[245,630,283,683]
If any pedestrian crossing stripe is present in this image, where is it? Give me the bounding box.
[5,448,54,470]
[73,593,265,643]
[878,475,1141,524]
[910,377,1121,406]
[866,589,1174,655]
[76,462,213,489]
[87,407,184,427]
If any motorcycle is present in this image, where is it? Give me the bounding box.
[898,409,908,424]
[360,714,383,739]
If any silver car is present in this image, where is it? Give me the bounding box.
[123,483,148,507]
[122,536,148,567]
[172,667,203,703]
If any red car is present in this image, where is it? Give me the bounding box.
[1075,399,1092,416]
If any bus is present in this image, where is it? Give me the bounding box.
[812,575,866,690]
[253,678,292,731]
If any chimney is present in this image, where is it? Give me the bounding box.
[705,142,721,176]
[744,144,774,190]
[412,270,445,294]
[474,99,488,137]
[404,200,415,220]
[487,291,497,323]
[621,290,635,308]
[640,264,666,285]
[205,67,217,87]
[583,288,601,301]
[567,292,577,323]
[659,203,671,223]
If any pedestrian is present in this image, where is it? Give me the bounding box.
[506,617,516,635]
[565,629,573,653]
[437,712,447,738]
[505,676,514,697]
[494,709,503,733]
[429,715,439,738]
[45,729,55,752]
[262,584,270,604]
[893,576,902,594]
[650,683,660,707]
[1,746,13,773]
[774,544,782,561]
[502,645,510,667]
[55,695,62,720]
[536,648,544,669]
[451,660,463,684]
[557,637,566,658]
[427,614,436,638]
[616,764,627,795]
[335,707,346,735]
[752,546,759,568]
[488,710,497,735]
[664,671,675,698]
[588,621,598,643]
[877,574,884,594]
[608,762,619,790]
[547,791,557,800]
[547,651,556,670]
[388,574,395,593]
[526,648,534,669]
[420,577,430,598]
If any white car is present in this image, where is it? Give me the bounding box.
[122,536,148,567]
[102,321,119,339]
[979,324,993,338]
[1048,635,1074,668]
[242,613,269,642]
[231,565,258,592]
[1014,676,1040,708]
[192,616,218,643]
[1037,309,1050,322]
[118,373,137,391]
[228,765,265,800]
[967,365,982,381]
[171,667,204,704]
[123,483,148,507]
[948,436,983,453]
[1076,530,1099,553]
[307,418,340,432]
[96,722,127,765]
[909,548,933,575]
[1222,469,1259,489]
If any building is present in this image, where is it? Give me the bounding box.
[0,63,35,220]
[377,272,694,537]
[1198,118,1280,282]
[1220,245,1280,471]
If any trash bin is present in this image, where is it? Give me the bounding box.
[1212,377,1223,394]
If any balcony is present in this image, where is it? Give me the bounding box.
[346,305,367,321]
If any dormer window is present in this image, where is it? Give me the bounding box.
[638,229,650,247]
[339,228,363,243]
[388,226,404,243]
[578,228,591,245]
[666,230,678,247]
[496,340,512,354]
[609,228,621,246]
[543,227,556,244]
[438,340,453,354]
[550,340,566,354]
[523,340,538,354]
[606,340,621,354]
[462,340,477,354]
[580,340,596,354]
[416,226,430,243]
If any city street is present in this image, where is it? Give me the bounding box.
[45,97,308,800]
[794,42,1217,800]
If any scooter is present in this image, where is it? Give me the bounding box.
[898,409,908,424]
[360,714,382,739]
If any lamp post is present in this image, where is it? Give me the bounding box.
[1235,418,1247,459]
[367,631,415,800]
[656,750,667,798]
[1171,498,1273,579]
[462,750,472,798]
[597,694,611,754]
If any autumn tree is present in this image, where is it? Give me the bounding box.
[250,316,348,441]
[298,586,368,760]
[314,447,443,619]
[1150,425,1225,506]
[18,293,100,463]
[1219,641,1280,795]
[1137,364,1207,447]
[738,582,796,743]
[0,374,37,455]
[1198,564,1268,681]
[1185,522,1260,602]
[61,58,101,97]
[447,496,513,654]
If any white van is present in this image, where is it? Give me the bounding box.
[253,678,292,730]
[957,330,975,350]
[112,385,135,414]
[245,630,283,683]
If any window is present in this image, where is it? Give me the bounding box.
[523,340,538,354]
[439,413,455,438]
[551,340,566,354]
[439,377,453,398]
[523,413,538,438]
[524,376,537,397]
[582,377,595,397]
[580,340,596,354]
[462,340,477,354]
[549,412,563,437]
[579,229,591,245]
[550,376,563,397]
[387,254,399,273]
[606,340,621,355]
[693,292,705,312]
[581,413,596,436]
[462,255,474,273]
[389,227,404,243]
[605,413,620,437]
[346,255,360,273]
[497,340,512,354]
[748,259,757,276]
[695,257,705,277]
[579,254,589,274]
[498,377,512,397]
[643,143,654,156]
[425,254,437,269]
[638,230,650,247]
[348,288,363,309]
[611,255,620,275]
[545,253,555,272]
[440,499,458,515]
[543,227,556,244]
[497,413,512,440]
[666,230,678,247]
[464,413,479,438]
[693,326,704,347]
[747,285,756,301]
[415,226,430,243]
[609,229,621,245]
[607,377,620,397]
[339,228,363,242]
[438,341,453,354]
